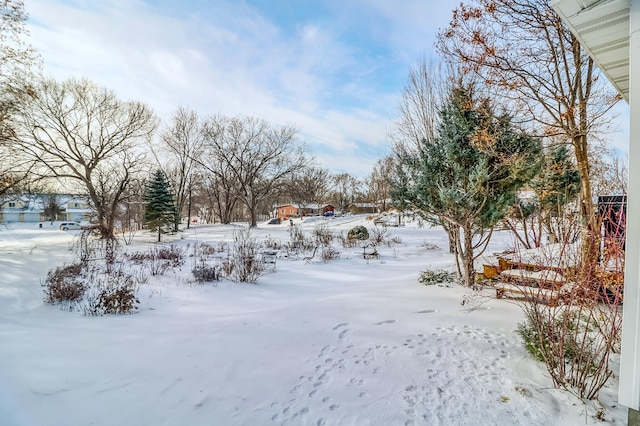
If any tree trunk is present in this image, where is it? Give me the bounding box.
[186,187,192,230]
[249,208,257,228]
[441,220,458,254]
[573,134,599,264]
[461,224,475,287]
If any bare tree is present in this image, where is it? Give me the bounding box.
[116,175,147,244]
[330,173,362,213]
[366,155,394,213]
[11,77,158,238]
[389,56,447,155]
[0,0,41,196]
[199,115,308,227]
[284,165,329,211]
[197,171,238,224]
[157,106,204,230]
[588,138,627,196]
[437,0,620,237]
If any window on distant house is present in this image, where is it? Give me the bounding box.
[281,209,285,214]
[74,203,80,208]
[8,202,15,207]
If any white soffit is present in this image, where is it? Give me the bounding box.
[552,0,630,102]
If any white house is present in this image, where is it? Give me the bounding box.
[0,194,93,223]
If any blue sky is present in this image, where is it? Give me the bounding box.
[25,0,629,177]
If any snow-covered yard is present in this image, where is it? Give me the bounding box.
[0,217,626,425]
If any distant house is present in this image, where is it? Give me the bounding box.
[275,204,300,220]
[322,204,335,216]
[300,204,335,217]
[0,194,93,223]
[349,203,378,215]
[63,196,92,222]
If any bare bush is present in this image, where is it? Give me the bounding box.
[514,226,623,400]
[42,263,86,304]
[80,270,140,315]
[155,245,185,266]
[127,245,185,276]
[192,264,221,283]
[313,223,334,247]
[321,247,341,262]
[264,235,283,250]
[338,232,357,248]
[390,235,402,245]
[369,224,392,246]
[288,223,313,250]
[225,228,265,283]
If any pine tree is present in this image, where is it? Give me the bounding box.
[144,169,178,242]
[391,83,542,286]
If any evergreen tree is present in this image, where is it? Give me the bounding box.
[391,83,542,286]
[144,169,178,242]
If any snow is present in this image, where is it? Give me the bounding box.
[0,218,627,425]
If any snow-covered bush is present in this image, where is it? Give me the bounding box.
[321,247,340,262]
[80,270,140,315]
[226,228,265,283]
[313,223,334,247]
[127,245,185,276]
[368,224,389,245]
[347,225,369,241]
[42,263,86,304]
[514,231,623,400]
[192,264,220,282]
[418,269,454,286]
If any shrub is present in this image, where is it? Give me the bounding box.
[321,247,341,262]
[347,225,369,241]
[313,223,334,247]
[418,269,454,286]
[513,228,622,400]
[225,228,265,283]
[197,242,223,256]
[155,245,185,266]
[127,245,185,276]
[516,319,549,363]
[192,264,221,282]
[43,263,86,304]
[369,224,390,245]
[80,272,139,315]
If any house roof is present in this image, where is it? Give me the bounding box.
[552,0,630,101]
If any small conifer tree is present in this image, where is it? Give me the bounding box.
[391,82,542,286]
[144,169,178,242]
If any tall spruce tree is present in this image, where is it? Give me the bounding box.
[391,83,542,286]
[144,169,178,242]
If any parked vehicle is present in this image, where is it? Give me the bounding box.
[59,222,82,231]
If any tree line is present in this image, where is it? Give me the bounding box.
[1,80,391,238]
[0,2,393,240]
[0,0,629,263]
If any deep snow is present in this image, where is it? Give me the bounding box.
[0,217,627,425]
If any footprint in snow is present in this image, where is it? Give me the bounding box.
[332,322,349,330]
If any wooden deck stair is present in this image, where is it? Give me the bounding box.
[486,256,567,306]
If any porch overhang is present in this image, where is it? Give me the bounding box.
[553,0,630,102]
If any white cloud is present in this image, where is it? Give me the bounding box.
[28,0,628,182]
